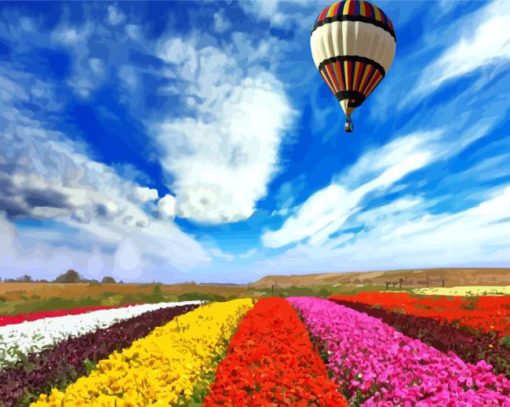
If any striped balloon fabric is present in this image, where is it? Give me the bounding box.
[310,0,396,131]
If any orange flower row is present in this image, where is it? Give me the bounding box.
[203,298,347,406]
[329,292,510,335]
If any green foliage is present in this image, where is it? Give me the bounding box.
[177,292,226,302]
[462,295,480,310]
[500,335,510,348]
[83,358,97,376]
[252,284,384,298]
[0,296,102,316]
[317,288,333,298]
[118,292,164,306]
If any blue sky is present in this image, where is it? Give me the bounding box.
[1,0,509,283]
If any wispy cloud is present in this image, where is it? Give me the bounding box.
[258,184,510,275]
[238,0,317,29]
[262,119,494,250]
[411,0,510,99]
[0,65,211,281]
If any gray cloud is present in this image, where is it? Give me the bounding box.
[24,188,69,210]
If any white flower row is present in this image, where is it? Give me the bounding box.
[0,300,202,370]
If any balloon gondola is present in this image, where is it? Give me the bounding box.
[310,0,396,133]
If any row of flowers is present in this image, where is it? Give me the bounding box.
[0,304,136,327]
[329,292,510,336]
[330,298,510,377]
[31,299,254,406]
[413,286,510,296]
[0,302,200,407]
[0,301,202,370]
[203,297,347,406]
[289,297,510,406]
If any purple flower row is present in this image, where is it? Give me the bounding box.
[0,303,199,407]
[288,297,510,406]
[330,298,510,378]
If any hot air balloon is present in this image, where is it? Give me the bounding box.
[310,0,396,132]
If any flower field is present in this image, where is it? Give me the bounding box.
[1,295,510,406]
[330,292,510,336]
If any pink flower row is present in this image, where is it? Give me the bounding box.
[288,297,510,406]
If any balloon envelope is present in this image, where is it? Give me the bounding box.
[310,0,396,126]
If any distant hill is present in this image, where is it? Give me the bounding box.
[250,268,510,288]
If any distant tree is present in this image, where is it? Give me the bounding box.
[54,269,81,283]
[385,281,391,290]
[101,276,116,284]
[392,282,398,288]
[399,278,404,290]
[152,283,162,295]
[17,274,33,282]
[441,277,446,288]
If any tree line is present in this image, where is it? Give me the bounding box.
[0,269,121,284]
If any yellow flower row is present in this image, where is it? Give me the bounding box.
[31,299,254,407]
[413,286,510,296]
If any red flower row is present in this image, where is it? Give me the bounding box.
[329,292,510,335]
[0,304,137,327]
[203,298,347,407]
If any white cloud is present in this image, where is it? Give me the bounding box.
[0,212,18,258]
[157,194,176,218]
[48,13,144,99]
[155,37,296,224]
[107,5,126,26]
[125,24,141,40]
[88,58,104,75]
[134,186,159,203]
[206,246,257,262]
[209,247,235,262]
[356,196,424,226]
[238,0,316,29]
[264,184,360,248]
[113,239,142,280]
[239,248,257,259]
[270,178,304,218]
[412,0,510,98]
[213,10,231,33]
[52,27,82,45]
